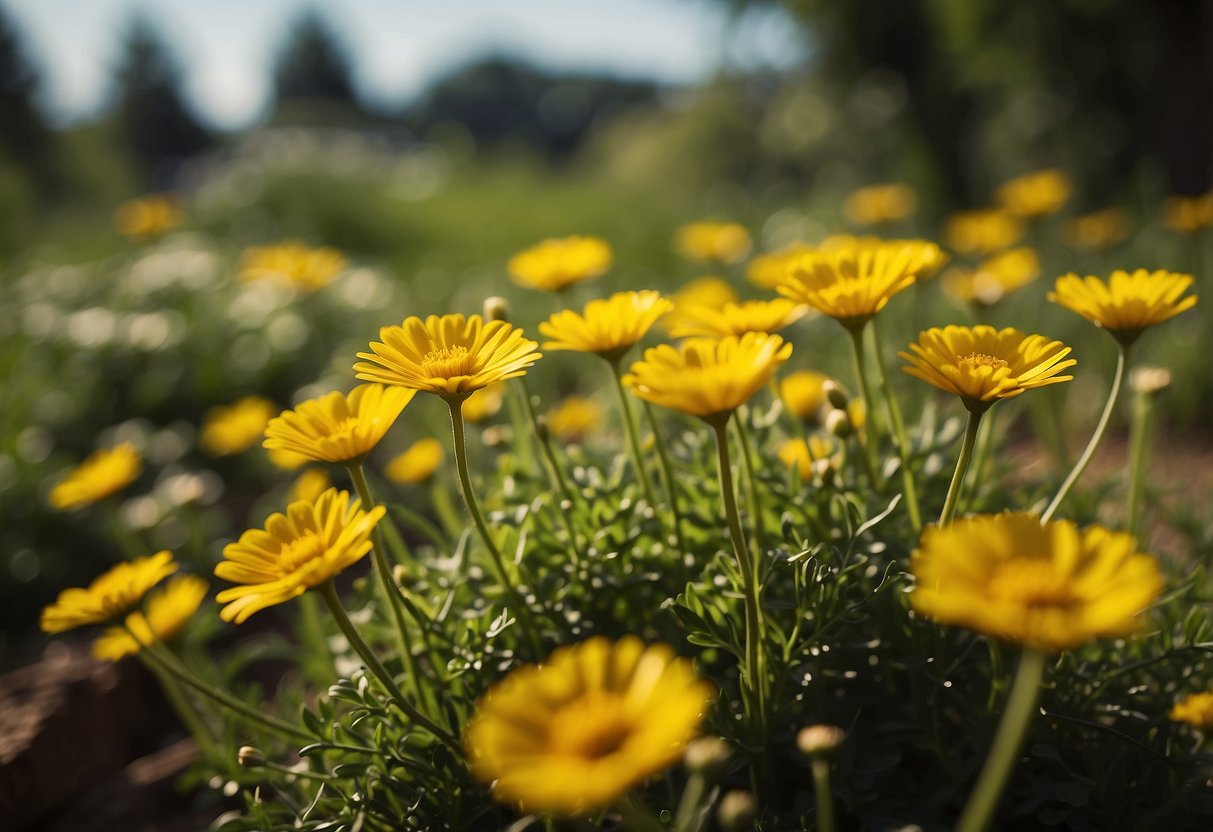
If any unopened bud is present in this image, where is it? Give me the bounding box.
[482,425,510,447]
[811,457,834,487]
[1130,365,1171,395]
[825,408,853,439]
[717,790,756,832]
[684,736,732,779]
[237,746,265,767]
[823,380,849,410]
[392,564,408,586]
[483,296,510,322]
[797,724,845,759]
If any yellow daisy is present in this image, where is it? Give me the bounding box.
[465,636,714,815]
[675,221,753,264]
[1170,691,1213,730]
[941,248,1041,308]
[267,447,311,471]
[200,396,278,456]
[623,333,792,422]
[843,183,918,225]
[778,240,942,329]
[40,551,178,633]
[668,298,807,338]
[113,194,183,240]
[547,396,603,442]
[263,383,414,464]
[996,169,1072,218]
[49,443,142,510]
[92,575,209,661]
[911,513,1161,652]
[1062,208,1131,250]
[386,438,445,484]
[508,236,613,292]
[662,276,739,332]
[239,242,347,291]
[778,436,840,479]
[355,314,541,401]
[288,468,331,504]
[214,488,385,623]
[780,370,833,424]
[944,209,1024,255]
[746,243,816,290]
[1048,269,1197,344]
[900,325,1076,413]
[540,290,673,361]
[1162,193,1213,234]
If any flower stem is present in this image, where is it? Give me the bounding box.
[141,654,222,761]
[956,648,1048,832]
[317,581,462,754]
[445,397,544,657]
[846,325,883,489]
[616,793,667,832]
[346,463,425,699]
[939,410,984,526]
[517,378,582,562]
[1126,380,1154,539]
[608,360,659,507]
[868,322,923,531]
[732,410,766,556]
[1041,344,1128,524]
[642,400,687,554]
[811,757,836,832]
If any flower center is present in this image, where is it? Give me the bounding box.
[959,352,1009,371]
[421,346,473,379]
[278,531,327,574]
[989,561,1077,609]
[547,694,633,760]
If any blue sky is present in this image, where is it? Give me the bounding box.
[5,0,804,129]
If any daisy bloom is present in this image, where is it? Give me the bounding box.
[288,468,331,504]
[40,551,178,633]
[263,383,414,464]
[669,298,806,338]
[941,248,1041,308]
[676,221,752,264]
[900,325,1075,413]
[213,488,386,623]
[1063,208,1131,250]
[355,314,541,401]
[844,183,918,225]
[508,236,613,292]
[267,447,311,471]
[463,384,506,422]
[465,636,715,815]
[623,333,792,422]
[1048,269,1197,345]
[996,169,1072,218]
[547,396,603,442]
[662,276,738,332]
[239,242,347,291]
[780,370,833,424]
[200,396,277,456]
[778,436,840,480]
[540,290,672,362]
[1162,192,1213,234]
[1170,692,1213,730]
[778,239,942,330]
[49,443,142,510]
[911,513,1161,652]
[92,575,208,661]
[386,438,445,484]
[746,243,816,290]
[944,209,1024,255]
[114,194,183,240]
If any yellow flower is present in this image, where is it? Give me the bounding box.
[663,276,739,332]
[1170,691,1213,730]
[675,222,753,264]
[778,436,840,479]
[623,333,792,421]
[778,240,942,329]
[465,636,714,815]
[267,447,311,471]
[214,488,385,623]
[780,370,833,424]
[669,298,807,338]
[49,443,142,510]
[944,209,1024,255]
[746,243,816,289]
[900,325,1075,413]
[1048,269,1197,344]
[114,194,183,240]
[200,396,278,456]
[92,575,208,661]
[941,248,1041,307]
[540,291,673,361]
[844,183,918,225]
[996,169,1072,218]
[911,513,1162,652]
[263,384,414,465]
[464,384,506,423]
[355,314,542,401]
[386,438,445,484]
[1062,208,1131,250]
[288,468,331,504]
[1162,193,1213,233]
[847,397,867,432]
[40,551,178,633]
[508,236,613,291]
[547,396,603,442]
[239,242,347,291]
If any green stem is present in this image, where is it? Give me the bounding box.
[1041,344,1128,524]
[674,771,708,832]
[506,382,536,477]
[142,654,221,761]
[642,400,687,554]
[346,463,425,698]
[846,325,883,489]
[1126,383,1154,539]
[317,581,462,754]
[616,794,667,832]
[732,411,766,556]
[868,322,923,530]
[445,397,544,657]
[811,757,836,832]
[608,360,660,507]
[940,409,984,526]
[518,379,582,563]
[956,648,1048,832]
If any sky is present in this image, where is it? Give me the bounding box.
[4,0,804,130]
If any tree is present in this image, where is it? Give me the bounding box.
[0,5,53,182]
[272,10,362,119]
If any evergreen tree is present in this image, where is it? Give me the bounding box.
[273,10,362,118]
[0,4,53,181]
